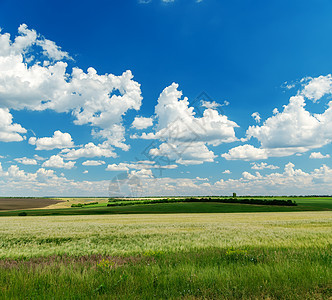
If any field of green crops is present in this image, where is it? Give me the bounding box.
[0,210,331,299]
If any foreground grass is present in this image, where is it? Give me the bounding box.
[0,212,331,299]
[1,247,331,299]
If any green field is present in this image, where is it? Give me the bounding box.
[0,197,331,299]
[0,210,331,299]
[0,196,331,217]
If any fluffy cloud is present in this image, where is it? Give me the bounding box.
[301,74,332,102]
[14,157,38,165]
[149,141,216,165]
[61,142,116,160]
[0,25,142,150]
[309,152,330,159]
[0,108,26,142]
[135,83,238,164]
[82,160,106,166]
[214,162,332,195]
[251,112,261,123]
[223,75,332,160]
[106,163,129,172]
[29,131,74,150]
[221,145,268,161]
[251,162,279,170]
[42,155,76,169]
[132,117,153,130]
[222,170,231,174]
[247,95,332,157]
[1,161,332,196]
[106,161,177,172]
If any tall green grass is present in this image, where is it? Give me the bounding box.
[0,212,331,299]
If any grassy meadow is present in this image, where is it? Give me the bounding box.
[0,211,331,299]
[0,196,331,217]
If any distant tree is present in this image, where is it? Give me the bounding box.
[233,192,237,198]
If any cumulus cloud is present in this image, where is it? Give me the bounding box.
[0,25,142,150]
[149,141,216,165]
[251,112,261,123]
[213,162,332,195]
[309,152,330,159]
[82,160,106,166]
[106,163,129,172]
[42,155,76,169]
[132,116,153,130]
[195,177,209,181]
[222,74,332,161]
[301,74,332,102]
[222,170,231,174]
[61,142,116,160]
[0,108,26,142]
[135,83,238,164]
[251,162,279,170]
[14,157,38,165]
[201,100,221,109]
[1,160,332,196]
[221,144,268,161]
[29,130,74,150]
[106,161,177,172]
[245,95,332,157]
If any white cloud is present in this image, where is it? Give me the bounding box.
[33,154,46,161]
[132,116,153,130]
[106,161,177,172]
[42,155,76,169]
[36,37,71,61]
[150,141,216,165]
[83,170,88,174]
[61,142,116,160]
[222,170,231,174]
[251,112,261,123]
[135,83,238,164]
[251,162,279,170]
[201,100,221,109]
[301,74,332,102]
[246,95,332,157]
[82,160,106,166]
[309,152,330,159]
[0,25,142,150]
[222,145,268,161]
[0,108,26,142]
[196,177,209,181]
[1,160,332,196]
[222,75,332,161]
[152,83,238,145]
[106,163,129,172]
[14,157,38,165]
[29,130,74,150]
[130,169,153,178]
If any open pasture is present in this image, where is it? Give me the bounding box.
[0,211,331,299]
[0,196,331,217]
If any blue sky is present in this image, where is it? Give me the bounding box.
[0,0,332,196]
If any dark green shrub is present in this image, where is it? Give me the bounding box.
[18,211,27,216]
[71,203,83,208]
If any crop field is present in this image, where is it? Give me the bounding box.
[0,197,63,210]
[0,206,331,299]
[0,196,331,217]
